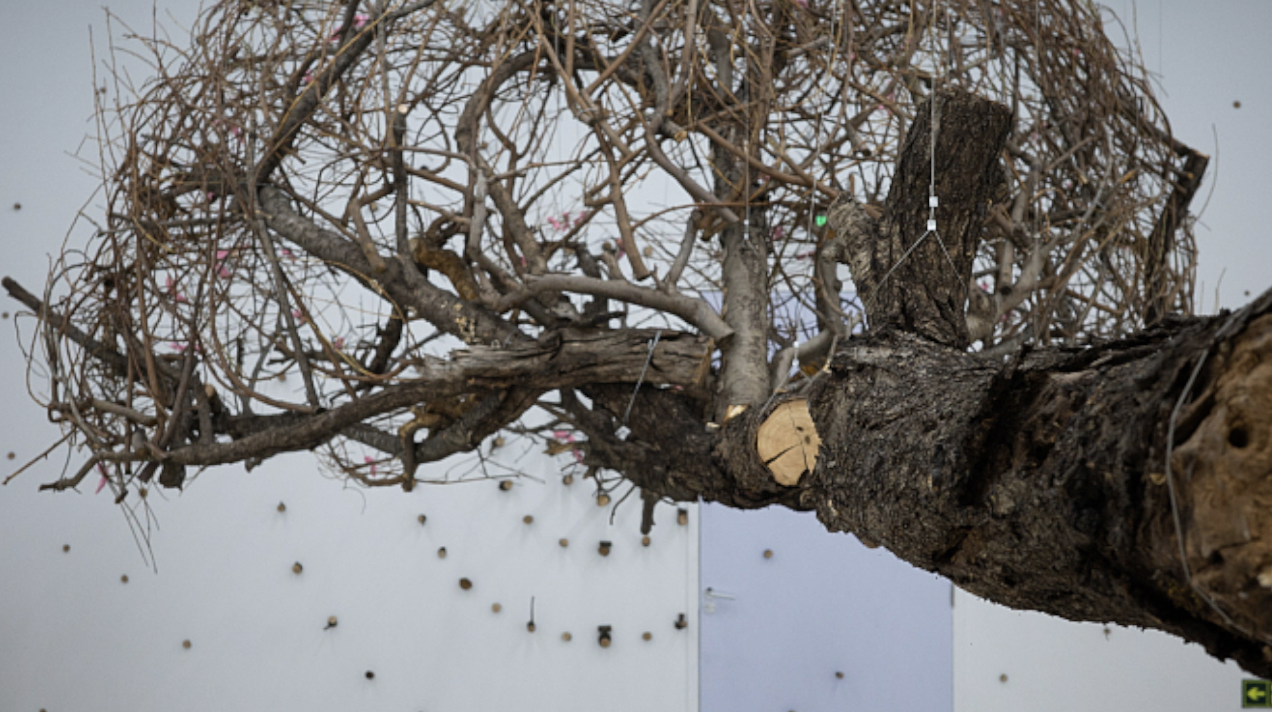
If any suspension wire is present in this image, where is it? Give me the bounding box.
[864,0,958,316]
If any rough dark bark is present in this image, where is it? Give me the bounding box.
[831,89,1012,348]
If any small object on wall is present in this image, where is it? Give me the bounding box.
[999,674,1008,683]
[598,625,612,648]
[677,508,688,526]
[598,541,612,556]
[459,577,473,590]
[418,514,427,525]
[437,547,447,558]
[835,671,844,679]
[182,639,192,649]
[491,603,502,613]
[527,597,536,632]
[11,203,20,211]
[6,451,13,460]
[642,632,652,641]
[596,493,611,507]
[674,613,688,630]
[559,538,569,548]
[62,544,70,553]
[523,515,534,524]
[641,535,652,547]
[325,616,338,630]
[763,549,774,559]
[561,632,572,642]
[563,474,574,485]
[365,671,375,680]
[292,562,304,574]
[120,575,129,584]
[277,501,286,513]
[498,480,513,491]
[492,436,505,449]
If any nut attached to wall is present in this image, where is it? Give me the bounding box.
[674,613,688,630]
[598,541,612,556]
[498,480,513,491]
[325,616,338,630]
[641,536,651,547]
[292,562,303,574]
[598,625,613,648]
[459,577,473,590]
[437,547,447,558]
[677,508,689,526]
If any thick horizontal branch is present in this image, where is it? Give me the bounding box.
[165,328,712,467]
[258,186,526,347]
[503,273,734,340]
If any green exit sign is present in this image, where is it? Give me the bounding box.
[1245,680,1272,708]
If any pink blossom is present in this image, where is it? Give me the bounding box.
[302,72,313,85]
[333,336,345,351]
[571,449,584,463]
[95,463,109,494]
[364,455,377,476]
[280,248,296,259]
[573,212,587,227]
[214,249,232,278]
[353,13,369,29]
[795,249,816,260]
[165,276,187,302]
[772,226,784,241]
[547,216,563,232]
[291,308,306,322]
[170,342,186,352]
[552,429,575,442]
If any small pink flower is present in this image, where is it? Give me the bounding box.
[795,249,816,260]
[573,212,587,227]
[353,13,369,29]
[95,463,109,494]
[333,336,345,351]
[165,276,187,302]
[280,248,296,260]
[170,342,186,352]
[291,308,306,322]
[552,430,575,442]
[364,455,377,476]
[571,449,584,463]
[772,226,784,241]
[547,216,563,232]
[302,72,313,85]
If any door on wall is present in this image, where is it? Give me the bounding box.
[699,503,952,712]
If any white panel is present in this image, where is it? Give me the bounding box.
[0,3,697,711]
[953,589,1249,712]
[699,504,952,712]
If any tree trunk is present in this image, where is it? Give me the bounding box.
[591,89,1272,676]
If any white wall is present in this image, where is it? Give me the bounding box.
[0,3,698,711]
